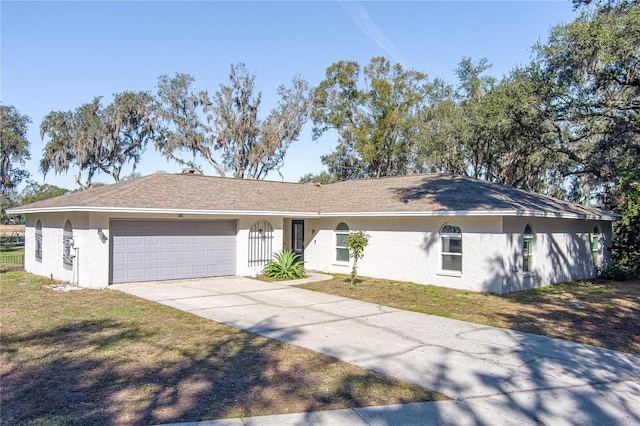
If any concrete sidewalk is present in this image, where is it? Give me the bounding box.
[114,276,640,425]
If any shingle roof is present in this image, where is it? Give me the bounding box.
[320,174,610,218]
[11,173,321,213]
[9,172,614,220]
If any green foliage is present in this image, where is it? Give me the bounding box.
[40,92,158,189]
[157,64,311,180]
[344,230,370,287]
[0,105,31,197]
[298,172,335,184]
[18,180,70,206]
[533,0,640,198]
[610,169,640,277]
[263,250,305,280]
[0,191,18,223]
[417,59,566,194]
[597,264,636,281]
[312,57,431,180]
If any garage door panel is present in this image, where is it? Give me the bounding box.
[162,252,176,261]
[126,268,144,280]
[127,237,143,246]
[145,236,160,245]
[145,252,160,262]
[110,220,237,284]
[128,252,144,262]
[192,235,206,244]
[162,266,177,276]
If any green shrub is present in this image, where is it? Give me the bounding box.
[264,250,305,280]
[597,264,637,281]
[344,230,370,287]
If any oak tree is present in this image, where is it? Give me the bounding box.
[157,64,311,180]
[40,92,158,189]
[312,57,431,180]
[1,105,31,197]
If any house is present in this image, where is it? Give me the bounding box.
[8,173,614,294]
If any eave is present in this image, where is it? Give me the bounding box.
[7,206,617,221]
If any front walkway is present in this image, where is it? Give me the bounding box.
[113,276,640,425]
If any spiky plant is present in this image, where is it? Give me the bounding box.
[263,250,305,280]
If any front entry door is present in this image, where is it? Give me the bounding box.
[292,220,304,261]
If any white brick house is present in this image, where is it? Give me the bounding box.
[9,173,614,294]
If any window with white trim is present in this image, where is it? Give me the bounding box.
[591,226,601,266]
[335,222,350,262]
[441,223,462,272]
[523,224,533,273]
[35,220,43,262]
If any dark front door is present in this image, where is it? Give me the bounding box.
[292,220,304,261]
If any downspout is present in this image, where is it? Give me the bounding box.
[73,247,79,286]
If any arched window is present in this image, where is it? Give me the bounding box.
[248,220,274,267]
[63,220,74,270]
[441,223,462,272]
[523,224,534,272]
[35,220,43,262]
[591,225,601,266]
[335,222,350,262]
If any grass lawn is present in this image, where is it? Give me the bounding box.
[0,243,24,255]
[0,244,24,269]
[0,271,445,426]
[299,275,640,355]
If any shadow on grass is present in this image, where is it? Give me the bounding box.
[499,280,640,354]
[1,292,437,425]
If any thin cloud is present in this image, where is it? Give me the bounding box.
[339,1,401,63]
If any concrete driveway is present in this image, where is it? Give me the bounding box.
[113,275,640,425]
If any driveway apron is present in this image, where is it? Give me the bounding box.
[113,276,640,425]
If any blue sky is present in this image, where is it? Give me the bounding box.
[2,1,578,190]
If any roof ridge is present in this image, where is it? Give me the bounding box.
[73,174,158,206]
[166,172,319,187]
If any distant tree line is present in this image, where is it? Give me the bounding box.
[1,0,637,274]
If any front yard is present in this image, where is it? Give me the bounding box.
[299,275,640,355]
[3,269,637,425]
[0,271,443,426]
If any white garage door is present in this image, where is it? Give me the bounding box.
[110,219,236,284]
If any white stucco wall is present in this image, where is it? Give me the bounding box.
[302,216,508,293]
[236,216,283,277]
[24,212,109,288]
[502,217,612,292]
[23,211,612,294]
[302,215,612,294]
[23,212,283,288]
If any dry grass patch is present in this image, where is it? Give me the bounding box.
[1,271,445,426]
[299,275,640,355]
[0,224,25,238]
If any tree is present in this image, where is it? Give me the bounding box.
[40,92,158,189]
[18,180,70,205]
[343,230,370,287]
[157,64,312,180]
[312,57,431,180]
[298,171,335,185]
[533,0,640,202]
[1,105,31,197]
[610,168,640,276]
[155,73,216,174]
